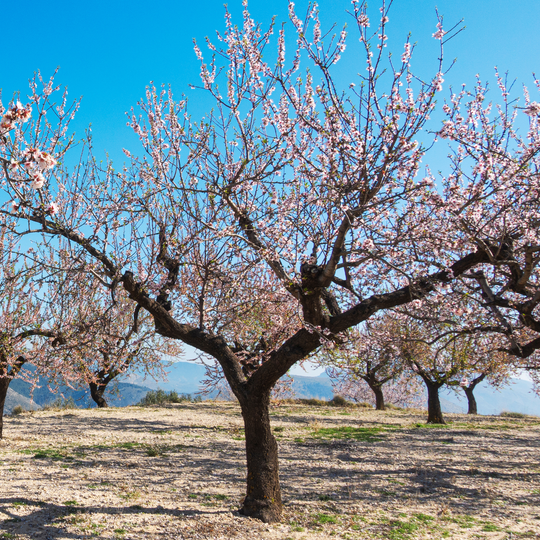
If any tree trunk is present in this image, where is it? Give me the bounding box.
[463,373,485,415]
[425,381,445,424]
[238,389,282,523]
[89,382,109,408]
[464,387,477,415]
[371,385,385,410]
[0,378,10,439]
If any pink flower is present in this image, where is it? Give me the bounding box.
[524,102,540,116]
[46,202,59,215]
[30,171,46,189]
[35,150,57,170]
[358,14,370,27]
[432,22,446,40]
[401,43,411,64]
[433,72,444,92]
[9,200,20,212]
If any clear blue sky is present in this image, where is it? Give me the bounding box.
[3,0,539,375]
[2,0,539,166]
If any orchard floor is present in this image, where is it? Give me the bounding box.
[0,402,539,540]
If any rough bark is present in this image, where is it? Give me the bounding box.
[0,378,10,439]
[238,389,282,523]
[463,373,486,415]
[89,382,109,408]
[370,384,385,410]
[464,387,478,415]
[425,381,445,424]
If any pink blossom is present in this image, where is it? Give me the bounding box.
[432,22,446,40]
[9,200,20,212]
[30,171,46,189]
[401,43,411,64]
[524,102,540,116]
[358,14,370,27]
[46,202,59,215]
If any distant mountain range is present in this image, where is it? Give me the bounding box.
[4,361,540,417]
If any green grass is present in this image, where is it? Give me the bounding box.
[26,447,73,461]
[387,519,419,539]
[311,426,388,442]
[314,513,338,524]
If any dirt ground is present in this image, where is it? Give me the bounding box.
[0,401,539,539]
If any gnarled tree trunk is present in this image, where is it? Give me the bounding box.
[89,381,109,408]
[370,384,385,410]
[238,389,282,523]
[463,373,486,415]
[463,387,477,415]
[425,380,445,424]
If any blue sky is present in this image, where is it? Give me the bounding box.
[3,0,539,167]
[3,0,539,375]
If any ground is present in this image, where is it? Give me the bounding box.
[0,401,539,539]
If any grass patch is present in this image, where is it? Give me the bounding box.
[500,411,527,419]
[138,389,202,406]
[314,513,338,524]
[387,519,419,539]
[311,426,388,442]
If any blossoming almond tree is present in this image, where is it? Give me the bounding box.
[43,257,183,408]
[321,315,422,410]
[0,226,70,439]
[2,1,540,523]
[396,297,513,423]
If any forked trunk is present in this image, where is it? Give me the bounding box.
[238,390,282,523]
[464,387,478,415]
[89,382,109,408]
[0,378,10,439]
[463,373,485,415]
[425,381,445,424]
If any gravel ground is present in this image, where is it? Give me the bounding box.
[0,401,539,539]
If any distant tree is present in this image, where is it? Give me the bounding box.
[43,254,183,408]
[397,299,512,423]
[459,373,487,415]
[321,315,421,410]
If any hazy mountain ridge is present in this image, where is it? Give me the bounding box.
[5,361,540,416]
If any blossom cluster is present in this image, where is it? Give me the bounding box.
[0,101,32,133]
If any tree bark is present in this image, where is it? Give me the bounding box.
[238,389,282,523]
[0,378,10,439]
[371,384,385,410]
[463,373,486,415]
[89,382,109,408]
[425,381,445,424]
[464,387,477,415]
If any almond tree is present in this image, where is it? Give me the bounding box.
[321,316,421,410]
[46,266,183,408]
[2,2,540,523]
[0,226,68,438]
[397,299,512,423]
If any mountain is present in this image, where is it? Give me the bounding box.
[440,378,540,416]
[123,362,206,394]
[4,388,41,414]
[7,378,152,409]
[5,360,539,416]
